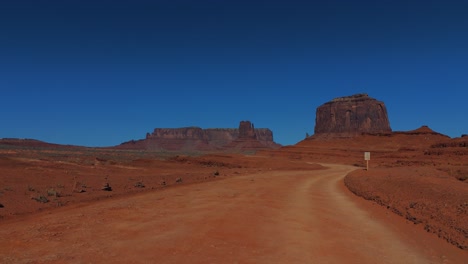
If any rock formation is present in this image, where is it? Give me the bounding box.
[238,121,257,139]
[314,93,392,137]
[116,121,281,151]
[395,125,447,136]
[223,121,281,150]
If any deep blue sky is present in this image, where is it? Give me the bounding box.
[1,0,467,146]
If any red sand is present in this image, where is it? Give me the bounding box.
[0,133,467,262]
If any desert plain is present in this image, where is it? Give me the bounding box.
[0,125,467,264]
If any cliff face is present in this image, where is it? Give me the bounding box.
[146,127,207,140]
[117,121,281,151]
[255,129,277,147]
[314,93,392,137]
[223,121,281,150]
[238,121,257,139]
[204,129,239,147]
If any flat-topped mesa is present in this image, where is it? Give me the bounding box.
[118,121,281,151]
[146,127,207,140]
[314,93,392,137]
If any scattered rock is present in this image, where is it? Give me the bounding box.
[456,175,467,182]
[0,203,4,208]
[32,195,49,203]
[95,157,107,162]
[160,181,166,186]
[101,183,112,191]
[47,188,60,197]
[73,181,86,193]
[134,182,145,188]
[175,178,182,183]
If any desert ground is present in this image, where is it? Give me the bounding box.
[0,131,467,263]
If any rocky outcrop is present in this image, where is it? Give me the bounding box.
[255,128,278,148]
[223,121,281,151]
[238,121,257,139]
[394,125,447,136]
[204,129,239,147]
[116,121,281,152]
[314,93,391,137]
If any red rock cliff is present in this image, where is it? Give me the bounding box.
[238,121,257,139]
[117,121,280,151]
[223,121,281,150]
[314,93,391,137]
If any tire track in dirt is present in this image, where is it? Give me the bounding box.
[0,164,465,263]
[293,164,428,263]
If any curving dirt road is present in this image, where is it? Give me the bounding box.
[0,164,466,263]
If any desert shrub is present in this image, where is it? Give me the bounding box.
[47,188,60,197]
[33,195,49,203]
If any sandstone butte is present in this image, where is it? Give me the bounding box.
[116,120,281,152]
[314,93,392,137]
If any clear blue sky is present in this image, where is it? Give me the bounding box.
[1,0,467,146]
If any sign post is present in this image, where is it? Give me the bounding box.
[364,152,370,171]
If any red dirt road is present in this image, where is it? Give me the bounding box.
[1,164,466,263]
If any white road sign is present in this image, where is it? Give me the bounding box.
[364,152,370,161]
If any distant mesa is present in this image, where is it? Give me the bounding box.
[408,125,435,134]
[116,121,281,152]
[313,93,392,137]
[395,125,448,137]
[0,138,83,149]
